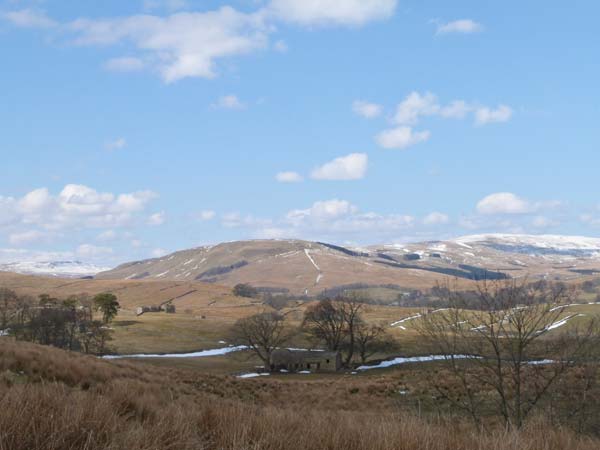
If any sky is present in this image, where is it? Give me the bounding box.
[0,0,599,267]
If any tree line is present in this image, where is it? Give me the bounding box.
[0,288,120,355]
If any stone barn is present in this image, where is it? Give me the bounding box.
[270,349,341,373]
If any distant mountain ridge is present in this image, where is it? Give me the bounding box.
[95,234,600,294]
[0,261,110,278]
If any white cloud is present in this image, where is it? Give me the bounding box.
[212,94,246,110]
[196,210,216,221]
[287,199,358,222]
[68,7,270,83]
[439,100,472,119]
[278,199,415,238]
[148,211,166,226]
[474,105,513,125]
[390,91,512,127]
[311,153,368,180]
[8,230,47,246]
[423,212,449,226]
[76,244,113,258]
[276,171,304,183]
[1,9,57,29]
[476,192,531,215]
[1,184,158,231]
[97,230,118,241]
[394,92,439,125]
[105,137,127,151]
[352,100,382,119]
[436,19,483,35]
[5,2,397,83]
[104,57,145,72]
[151,248,169,258]
[376,126,430,149]
[268,0,397,26]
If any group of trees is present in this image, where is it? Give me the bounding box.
[233,295,395,370]
[417,280,600,430]
[0,288,120,355]
[303,297,395,365]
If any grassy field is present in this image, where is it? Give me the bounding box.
[2,339,600,450]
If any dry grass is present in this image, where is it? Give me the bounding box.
[1,339,599,450]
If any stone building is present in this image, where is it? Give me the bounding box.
[270,349,341,373]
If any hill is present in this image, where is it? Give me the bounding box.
[0,271,256,313]
[95,234,600,295]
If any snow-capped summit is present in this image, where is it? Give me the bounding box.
[453,234,600,257]
[0,261,111,278]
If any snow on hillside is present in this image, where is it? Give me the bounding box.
[452,234,600,256]
[0,261,110,278]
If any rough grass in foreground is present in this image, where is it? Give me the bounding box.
[1,340,599,450]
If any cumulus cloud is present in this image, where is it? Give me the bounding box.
[393,92,440,125]
[196,210,216,221]
[212,94,246,110]
[287,199,358,222]
[267,0,397,26]
[352,100,382,119]
[474,105,513,125]
[391,91,512,126]
[375,126,430,149]
[69,7,270,83]
[311,153,368,180]
[151,248,169,258]
[282,199,414,238]
[423,212,449,226]
[476,192,531,215]
[1,184,158,231]
[4,1,398,82]
[276,171,304,183]
[1,9,57,29]
[148,211,166,226]
[224,199,416,242]
[436,19,483,35]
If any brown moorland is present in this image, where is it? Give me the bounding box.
[1,339,600,450]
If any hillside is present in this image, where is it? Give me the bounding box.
[0,272,258,314]
[95,234,600,295]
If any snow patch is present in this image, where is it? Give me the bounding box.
[102,345,248,359]
[237,372,270,379]
[391,314,421,327]
[357,355,474,370]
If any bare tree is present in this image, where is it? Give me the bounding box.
[417,279,600,429]
[232,312,291,370]
[355,321,395,365]
[303,298,348,352]
[0,288,18,331]
[303,296,364,367]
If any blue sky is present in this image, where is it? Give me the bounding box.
[0,0,599,266]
